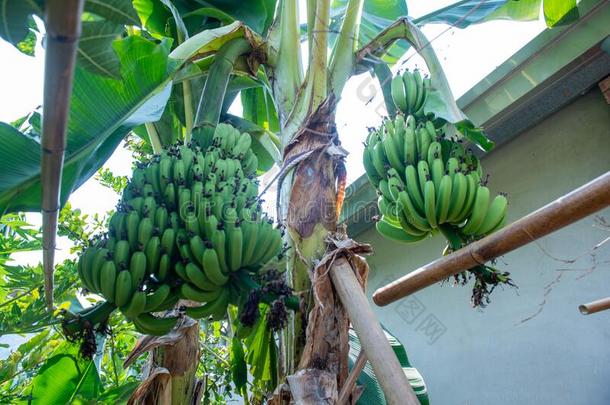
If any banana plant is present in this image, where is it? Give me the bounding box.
[0,0,581,403]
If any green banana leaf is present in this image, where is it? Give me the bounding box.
[348,326,429,405]
[0,0,41,49]
[133,0,277,36]
[415,0,579,28]
[29,340,107,404]
[0,0,141,76]
[0,21,254,215]
[322,0,409,66]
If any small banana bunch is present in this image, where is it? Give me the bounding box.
[363,114,508,244]
[75,124,287,336]
[391,69,431,116]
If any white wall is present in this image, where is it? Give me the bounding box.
[361,89,610,404]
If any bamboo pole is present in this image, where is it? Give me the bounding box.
[337,351,367,405]
[330,258,420,405]
[373,171,610,307]
[41,0,84,311]
[579,297,610,315]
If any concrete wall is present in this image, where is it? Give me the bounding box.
[360,88,610,404]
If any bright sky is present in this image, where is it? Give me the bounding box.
[0,1,546,268]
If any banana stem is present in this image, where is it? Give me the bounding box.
[145,122,163,154]
[373,62,397,118]
[308,0,331,107]
[62,301,116,336]
[438,224,508,284]
[267,0,303,120]
[328,0,364,96]
[233,271,300,311]
[183,79,194,143]
[192,38,252,148]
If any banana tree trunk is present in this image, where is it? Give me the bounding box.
[279,98,349,401]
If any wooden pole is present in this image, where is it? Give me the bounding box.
[337,351,367,405]
[579,297,610,315]
[41,0,84,311]
[330,258,420,405]
[373,171,610,307]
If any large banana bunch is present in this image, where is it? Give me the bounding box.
[391,69,431,116]
[363,114,508,244]
[75,124,288,336]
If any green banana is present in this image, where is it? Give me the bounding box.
[145,236,161,275]
[164,183,176,210]
[109,212,126,240]
[394,199,429,237]
[391,75,408,113]
[154,206,168,234]
[436,175,453,224]
[180,283,222,302]
[184,288,230,320]
[127,197,143,215]
[189,234,206,265]
[157,254,171,281]
[160,228,175,256]
[159,156,173,189]
[461,185,490,235]
[447,172,468,223]
[455,173,478,223]
[133,313,178,336]
[99,260,117,302]
[240,217,258,267]
[372,143,388,180]
[363,146,381,187]
[259,228,283,265]
[143,284,171,312]
[404,124,417,165]
[173,159,186,185]
[404,165,425,215]
[412,70,424,113]
[430,158,444,191]
[446,157,459,178]
[227,226,243,272]
[186,262,219,291]
[211,227,228,273]
[142,197,156,218]
[423,180,438,228]
[427,142,442,168]
[114,270,132,307]
[403,71,417,113]
[376,217,428,243]
[417,160,430,195]
[113,240,130,269]
[90,248,109,292]
[137,217,154,250]
[126,211,140,250]
[397,191,431,232]
[232,133,252,158]
[122,290,146,319]
[475,194,508,236]
[417,128,431,163]
[129,251,147,290]
[174,261,189,281]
